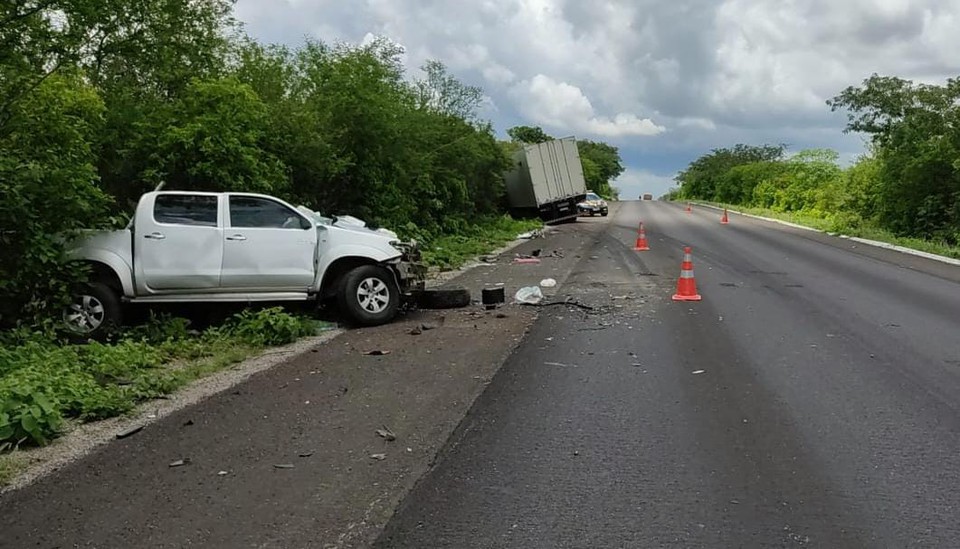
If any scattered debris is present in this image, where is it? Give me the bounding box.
[540,278,557,288]
[115,425,143,440]
[217,470,229,476]
[544,362,568,367]
[530,249,542,257]
[730,499,740,505]
[632,363,643,368]
[364,350,391,356]
[573,450,580,456]
[515,286,544,305]
[513,257,541,265]
[273,464,295,469]
[496,313,508,319]
[376,427,397,441]
[692,370,706,375]
[370,453,387,461]
[421,322,439,331]
[168,458,190,468]
[298,452,315,458]
[482,287,506,309]
[539,299,594,311]
[409,326,422,335]
[182,419,194,427]
[517,230,543,240]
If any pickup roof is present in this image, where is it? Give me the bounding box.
[64,191,425,337]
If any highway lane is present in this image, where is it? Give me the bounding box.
[376,200,960,548]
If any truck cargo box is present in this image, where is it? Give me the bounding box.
[505,137,588,223]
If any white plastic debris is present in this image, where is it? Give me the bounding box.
[515,286,544,305]
[539,278,557,288]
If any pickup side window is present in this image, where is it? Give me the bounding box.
[154,195,218,227]
[229,196,311,229]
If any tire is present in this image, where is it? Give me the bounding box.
[601,211,608,217]
[62,282,122,340]
[337,265,400,327]
[417,288,471,309]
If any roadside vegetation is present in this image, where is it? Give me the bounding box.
[673,75,960,258]
[0,308,319,456]
[0,1,626,458]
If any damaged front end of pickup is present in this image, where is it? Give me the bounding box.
[389,240,427,299]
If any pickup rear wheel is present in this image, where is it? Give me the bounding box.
[338,265,400,327]
[63,282,121,339]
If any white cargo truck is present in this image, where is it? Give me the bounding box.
[504,137,588,224]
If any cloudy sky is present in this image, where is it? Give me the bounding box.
[235,0,960,198]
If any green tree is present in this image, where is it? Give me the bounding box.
[0,72,110,325]
[414,60,484,120]
[140,77,288,194]
[829,74,960,241]
[576,140,624,198]
[676,144,786,200]
[507,125,552,144]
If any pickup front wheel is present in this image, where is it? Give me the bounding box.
[338,265,400,327]
[63,282,121,339]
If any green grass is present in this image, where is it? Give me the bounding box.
[695,202,960,260]
[0,452,24,485]
[421,215,543,269]
[0,308,323,457]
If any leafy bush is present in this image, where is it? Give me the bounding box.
[222,307,317,346]
[0,308,316,448]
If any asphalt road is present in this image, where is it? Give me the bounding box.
[375,201,960,548]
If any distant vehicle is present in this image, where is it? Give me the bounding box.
[505,137,588,224]
[577,192,608,217]
[642,194,653,201]
[63,190,426,338]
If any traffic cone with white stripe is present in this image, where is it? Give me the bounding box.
[721,208,729,224]
[672,246,702,301]
[633,222,650,251]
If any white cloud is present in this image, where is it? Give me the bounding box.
[233,0,960,174]
[512,75,665,137]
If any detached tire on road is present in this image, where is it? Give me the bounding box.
[338,265,400,327]
[418,288,471,309]
[63,282,122,340]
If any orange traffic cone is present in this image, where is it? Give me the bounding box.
[685,203,692,213]
[672,247,702,301]
[633,222,650,251]
[721,208,729,224]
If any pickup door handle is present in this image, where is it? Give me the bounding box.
[144,232,166,240]
[225,234,247,241]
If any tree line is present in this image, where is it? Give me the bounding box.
[0,1,624,326]
[675,75,960,247]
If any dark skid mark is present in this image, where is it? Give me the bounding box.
[750,270,789,276]
[719,283,738,288]
[784,284,805,288]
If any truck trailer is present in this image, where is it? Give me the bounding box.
[504,137,588,224]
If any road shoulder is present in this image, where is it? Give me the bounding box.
[0,215,610,549]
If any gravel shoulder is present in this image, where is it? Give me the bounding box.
[0,213,611,549]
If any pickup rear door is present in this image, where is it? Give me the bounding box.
[135,193,224,291]
[219,195,318,290]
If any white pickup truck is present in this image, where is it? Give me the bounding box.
[64,190,425,337]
